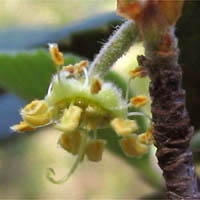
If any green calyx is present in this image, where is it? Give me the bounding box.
[45,75,128,119]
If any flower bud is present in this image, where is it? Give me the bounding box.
[111,118,138,136]
[56,105,82,132]
[120,134,148,157]
[117,0,184,47]
[117,0,143,21]
[21,100,52,127]
[117,0,184,26]
[158,0,184,26]
[59,131,81,155]
[86,139,106,162]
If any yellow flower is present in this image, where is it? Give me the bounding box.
[13,43,154,184]
[20,100,52,127]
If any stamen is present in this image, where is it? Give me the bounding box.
[90,78,102,94]
[48,43,64,66]
[130,95,149,108]
[128,112,152,121]
[57,68,61,83]
[46,131,88,184]
[125,77,132,102]
[47,82,53,96]
[83,67,89,88]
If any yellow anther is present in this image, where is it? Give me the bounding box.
[129,67,147,79]
[90,78,102,94]
[82,106,109,130]
[138,127,154,145]
[86,139,105,162]
[11,121,35,132]
[49,43,64,66]
[111,118,138,136]
[76,60,88,73]
[56,105,83,132]
[62,60,88,75]
[21,100,52,127]
[23,100,48,115]
[23,112,52,127]
[120,134,148,157]
[62,65,75,73]
[130,95,149,108]
[59,131,82,155]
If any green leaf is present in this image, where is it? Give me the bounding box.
[0,50,82,101]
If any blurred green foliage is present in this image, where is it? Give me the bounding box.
[0,50,81,101]
[0,0,115,27]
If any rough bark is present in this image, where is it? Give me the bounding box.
[137,51,200,199]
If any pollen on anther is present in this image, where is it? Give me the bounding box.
[111,118,138,136]
[129,67,147,79]
[48,43,64,66]
[90,78,102,94]
[11,121,35,132]
[130,95,149,108]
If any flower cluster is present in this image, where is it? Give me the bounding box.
[11,44,153,184]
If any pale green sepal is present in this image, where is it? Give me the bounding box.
[45,75,128,118]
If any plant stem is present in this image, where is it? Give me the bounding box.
[88,20,138,77]
[137,32,200,198]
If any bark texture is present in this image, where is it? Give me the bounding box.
[137,52,200,199]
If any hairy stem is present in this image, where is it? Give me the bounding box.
[88,20,138,77]
[137,40,200,199]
